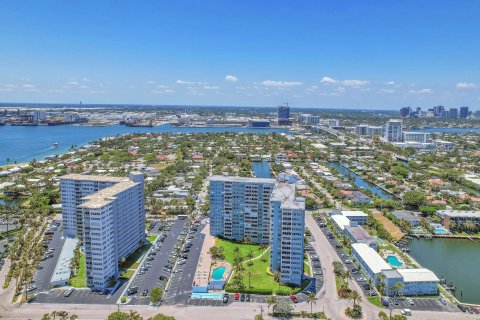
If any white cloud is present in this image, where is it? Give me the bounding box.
[456,82,475,89]
[386,81,396,85]
[5,84,17,88]
[321,76,337,84]
[68,81,79,85]
[409,88,434,94]
[79,85,89,89]
[225,75,238,82]
[321,76,369,87]
[22,84,36,89]
[261,80,302,87]
[176,80,205,85]
[204,85,220,90]
[82,78,91,82]
[146,80,156,85]
[155,85,169,89]
[152,89,175,94]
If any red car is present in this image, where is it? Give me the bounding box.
[234,293,240,300]
[290,294,299,303]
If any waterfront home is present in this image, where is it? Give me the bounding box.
[351,243,391,284]
[437,208,480,228]
[391,210,421,227]
[341,210,368,225]
[340,190,372,205]
[382,268,439,296]
[344,225,377,249]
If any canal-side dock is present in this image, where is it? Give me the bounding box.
[412,233,480,240]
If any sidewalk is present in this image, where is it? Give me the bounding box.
[194,223,215,287]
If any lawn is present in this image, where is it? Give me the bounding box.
[218,238,306,295]
[69,254,86,288]
[304,261,311,277]
[121,243,151,270]
[147,235,158,243]
[367,295,384,308]
[372,211,405,241]
[216,238,262,262]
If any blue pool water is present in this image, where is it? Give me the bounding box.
[191,292,223,300]
[434,227,449,234]
[212,266,226,280]
[386,255,403,267]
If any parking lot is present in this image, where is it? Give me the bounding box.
[314,214,459,313]
[29,220,64,294]
[127,218,206,305]
[164,229,205,305]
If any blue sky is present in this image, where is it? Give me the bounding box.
[0,1,479,109]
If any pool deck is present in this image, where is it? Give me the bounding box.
[194,223,215,287]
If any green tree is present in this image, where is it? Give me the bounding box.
[150,287,164,304]
[266,294,277,314]
[272,299,294,317]
[403,190,426,206]
[306,292,318,315]
[106,311,131,320]
[147,313,175,320]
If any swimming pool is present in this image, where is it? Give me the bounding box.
[386,255,403,267]
[434,227,449,234]
[212,266,226,280]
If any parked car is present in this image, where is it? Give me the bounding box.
[240,294,246,301]
[234,293,240,300]
[64,288,75,297]
[401,309,412,316]
[290,295,299,303]
[223,293,229,303]
[142,289,149,296]
[246,294,251,302]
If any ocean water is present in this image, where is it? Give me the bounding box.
[0,124,288,166]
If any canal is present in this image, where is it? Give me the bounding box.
[409,238,480,304]
[252,161,272,178]
[328,162,394,199]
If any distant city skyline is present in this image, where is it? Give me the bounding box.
[0,1,479,109]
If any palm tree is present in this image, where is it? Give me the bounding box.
[233,247,241,256]
[349,290,362,307]
[306,292,318,315]
[266,294,277,315]
[246,251,254,265]
[464,220,476,234]
[377,311,388,320]
[247,271,253,288]
[343,270,353,285]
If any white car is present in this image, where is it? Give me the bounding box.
[401,309,412,316]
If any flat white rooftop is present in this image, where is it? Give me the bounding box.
[271,183,305,210]
[397,268,439,283]
[352,243,391,274]
[341,210,368,217]
[332,214,351,230]
[209,175,276,184]
[437,210,480,218]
